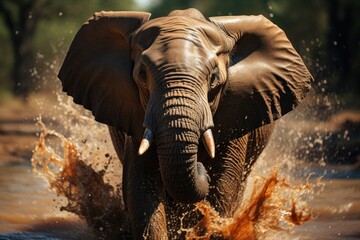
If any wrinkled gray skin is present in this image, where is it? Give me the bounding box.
[58,8,312,239]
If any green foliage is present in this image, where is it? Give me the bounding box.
[0,0,359,107]
[0,18,13,91]
[0,0,136,96]
[150,0,270,17]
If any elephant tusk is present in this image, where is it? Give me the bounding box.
[202,129,215,159]
[138,128,153,156]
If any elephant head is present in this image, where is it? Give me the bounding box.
[58,9,312,204]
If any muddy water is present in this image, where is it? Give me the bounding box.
[0,94,360,239]
[0,164,359,239]
[0,164,95,240]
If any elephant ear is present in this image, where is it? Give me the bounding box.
[209,15,313,141]
[58,11,151,140]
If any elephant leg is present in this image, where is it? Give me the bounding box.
[164,133,262,238]
[206,124,275,217]
[122,137,168,239]
[205,135,250,217]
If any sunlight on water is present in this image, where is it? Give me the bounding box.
[30,93,324,239]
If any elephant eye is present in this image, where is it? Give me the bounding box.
[138,64,148,85]
[209,67,220,89]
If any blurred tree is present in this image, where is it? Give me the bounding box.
[150,0,192,17]
[1,0,358,106]
[0,0,46,97]
[269,0,360,98]
[0,0,135,98]
[150,0,269,18]
[327,0,360,93]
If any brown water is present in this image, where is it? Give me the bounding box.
[1,94,360,239]
[183,170,316,240]
[0,164,95,239]
[1,164,359,239]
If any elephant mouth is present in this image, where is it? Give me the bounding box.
[137,125,214,203]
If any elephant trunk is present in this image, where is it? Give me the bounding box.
[155,88,210,203]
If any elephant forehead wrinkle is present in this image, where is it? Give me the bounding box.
[158,35,202,59]
[138,29,215,82]
[161,30,202,48]
[137,18,201,45]
[152,67,207,93]
[141,24,207,52]
[137,15,227,55]
[155,62,200,75]
[142,48,205,78]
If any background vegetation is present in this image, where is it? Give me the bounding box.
[0,0,359,108]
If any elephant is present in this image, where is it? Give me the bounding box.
[58,8,313,239]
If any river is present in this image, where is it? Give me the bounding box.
[0,162,359,239]
[0,94,359,239]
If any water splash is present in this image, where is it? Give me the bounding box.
[31,118,130,238]
[31,93,322,239]
[183,169,317,240]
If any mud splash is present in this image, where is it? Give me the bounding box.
[183,170,316,239]
[31,119,130,238]
[31,117,317,239]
